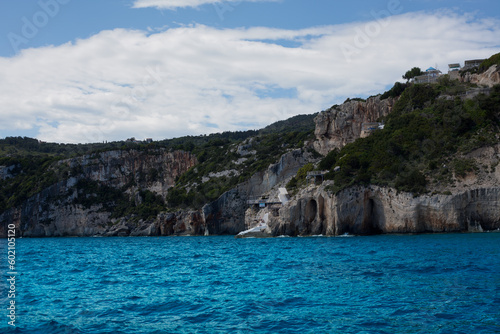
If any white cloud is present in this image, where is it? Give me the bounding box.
[132,0,278,10]
[0,11,499,143]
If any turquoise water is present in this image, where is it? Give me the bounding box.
[1,233,499,333]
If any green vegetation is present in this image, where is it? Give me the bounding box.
[286,163,314,194]
[344,97,366,103]
[167,127,316,209]
[73,179,166,221]
[0,155,68,212]
[258,114,319,135]
[380,82,408,100]
[0,136,127,158]
[319,82,500,194]
[403,67,423,82]
[478,52,500,74]
[318,149,339,171]
[0,113,317,215]
[452,158,478,178]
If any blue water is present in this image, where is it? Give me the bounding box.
[1,233,499,333]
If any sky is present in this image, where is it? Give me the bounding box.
[0,0,499,143]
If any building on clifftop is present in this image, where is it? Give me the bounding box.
[413,67,442,84]
[463,59,486,71]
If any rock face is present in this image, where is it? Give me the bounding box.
[461,65,500,87]
[313,96,397,155]
[64,149,197,199]
[0,203,207,238]
[0,165,15,180]
[104,210,206,237]
[0,149,198,238]
[203,149,315,235]
[2,72,499,238]
[267,184,500,236]
[0,147,314,238]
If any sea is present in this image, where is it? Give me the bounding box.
[1,233,499,333]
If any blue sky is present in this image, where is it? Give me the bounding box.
[1,0,499,57]
[0,0,499,143]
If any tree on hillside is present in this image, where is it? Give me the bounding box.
[403,67,423,82]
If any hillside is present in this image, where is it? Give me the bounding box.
[265,58,500,237]
[1,54,500,238]
[315,81,500,195]
[0,113,317,229]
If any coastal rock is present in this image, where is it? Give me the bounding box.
[313,96,397,155]
[203,149,315,235]
[0,165,16,180]
[0,149,197,238]
[269,184,500,236]
[104,210,206,237]
[461,64,500,87]
[0,147,312,237]
[63,149,197,199]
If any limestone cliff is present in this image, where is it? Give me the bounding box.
[63,149,197,199]
[313,96,397,155]
[244,77,500,237]
[266,184,500,237]
[203,149,316,235]
[461,64,500,87]
[0,149,198,237]
[0,147,315,238]
[103,210,206,237]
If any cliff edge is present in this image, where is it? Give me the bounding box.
[266,184,500,236]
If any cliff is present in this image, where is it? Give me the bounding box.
[461,64,500,87]
[65,149,197,198]
[244,68,500,237]
[265,184,500,237]
[2,61,499,238]
[203,149,315,235]
[313,96,397,155]
[0,149,198,237]
[244,141,500,237]
[0,146,315,237]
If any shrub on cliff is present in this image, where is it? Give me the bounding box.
[286,163,314,193]
[395,169,427,193]
[391,84,439,113]
[452,159,478,178]
[403,67,423,82]
[318,82,500,194]
[318,149,339,171]
[477,52,500,74]
[0,155,66,210]
[380,82,407,100]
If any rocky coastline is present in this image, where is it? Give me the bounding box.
[2,66,500,238]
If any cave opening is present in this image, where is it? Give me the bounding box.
[305,199,317,224]
[303,199,318,235]
[364,198,383,235]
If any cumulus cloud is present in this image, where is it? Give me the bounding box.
[0,11,499,143]
[132,0,278,10]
